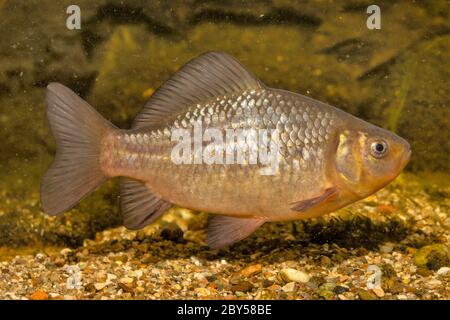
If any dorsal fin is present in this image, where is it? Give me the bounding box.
[133,51,265,128]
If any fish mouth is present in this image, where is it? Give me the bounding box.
[400,146,412,169]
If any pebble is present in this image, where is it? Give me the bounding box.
[379,242,394,253]
[35,253,46,261]
[318,289,334,300]
[279,268,310,283]
[416,267,432,277]
[231,281,253,293]
[332,254,345,263]
[229,274,241,285]
[141,254,159,264]
[427,279,442,288]
[333,285,349,294]
[194,287,210,296]
[413,244,449,270]
[381,263,397,278]
[190,256,202,266]
[115,255,128,263]
[128,270,143,278]
[281,282,296,292]
[60,248,72,256]
[357,289,377,300]
[54,257,66,267]
[240,264,262,277]
[437,267,450,275]
[172,284,182,290]
[118,283,134,293]
[318,282,336,300]
[385,279,405,294]
[30,289,49,300]
[119,277,134,284]
[94,283,106,291]
[14,257,26,265]
[262,279,274,288]
[320,256,331,267]
[206,274,217,282]
[266,284,281,291]
[372,287,385,298]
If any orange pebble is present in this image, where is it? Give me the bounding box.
[30,289,49,300]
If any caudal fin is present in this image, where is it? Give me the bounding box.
[41,83,115,215]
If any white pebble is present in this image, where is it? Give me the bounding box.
[107,273,117,280]
[119,277,133,284]
[60,248,72,256]
[281,282,296,292]
[437,267,450,275]
[190,256,202,266]
[128,270,143,278]
[94,283,106,291]
[280,268,310,283]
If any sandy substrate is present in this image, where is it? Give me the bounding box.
[0,177,449,300]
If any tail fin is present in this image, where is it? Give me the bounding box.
[41,83,115,215]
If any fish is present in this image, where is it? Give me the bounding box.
[41,51,411,249]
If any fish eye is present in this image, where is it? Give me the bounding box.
[370,140,388,158]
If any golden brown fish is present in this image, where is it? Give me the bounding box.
[41,51,411,248]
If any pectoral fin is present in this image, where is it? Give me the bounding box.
[206,216,266,249]
[290,186,339,212]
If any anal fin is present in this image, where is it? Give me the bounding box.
[207,215,266,249]
[120,178,172,230]
[290,186,339,212]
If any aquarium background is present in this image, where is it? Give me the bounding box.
[0,0,448,300]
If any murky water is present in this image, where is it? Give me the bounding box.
[0,1,448,300]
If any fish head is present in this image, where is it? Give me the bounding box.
[334,122,411,198]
